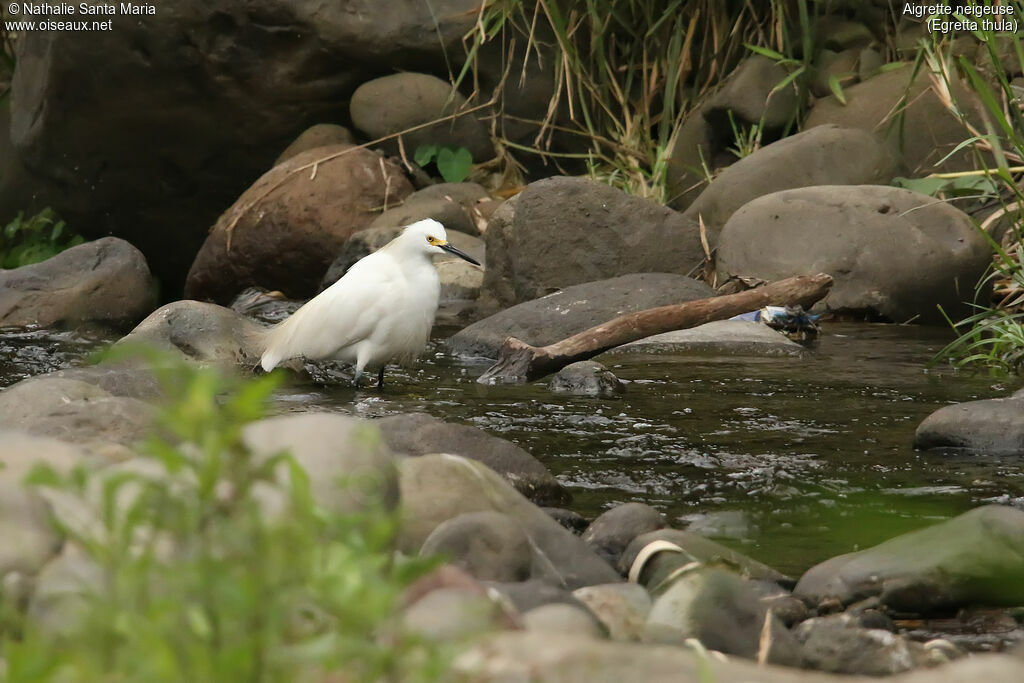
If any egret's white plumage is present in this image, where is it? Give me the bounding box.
[258,219,479,385]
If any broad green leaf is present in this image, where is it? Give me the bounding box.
[413,144,439,167]
[436,146,473,183]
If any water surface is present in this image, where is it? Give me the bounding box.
[278,323,1024,576]
[5,322,1023,577]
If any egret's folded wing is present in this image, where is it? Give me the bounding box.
[260,256,403,370]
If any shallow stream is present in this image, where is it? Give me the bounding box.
[4,322,1023,578]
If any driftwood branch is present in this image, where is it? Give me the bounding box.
[477,273,834,385]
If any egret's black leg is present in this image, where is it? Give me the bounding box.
[376,365,386,391]
[352,371,362,389]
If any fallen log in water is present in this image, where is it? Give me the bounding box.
[477,273,834,385]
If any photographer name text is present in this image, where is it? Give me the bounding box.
[12,2,155,16]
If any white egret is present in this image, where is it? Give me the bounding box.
[257,219,480,387]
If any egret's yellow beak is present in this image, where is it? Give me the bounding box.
[438,240,481,266]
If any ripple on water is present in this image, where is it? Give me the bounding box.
[0,326,113,388]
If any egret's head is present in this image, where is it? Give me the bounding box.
[403,219,481,265]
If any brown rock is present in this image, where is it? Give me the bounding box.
[274,124,356,165]
[184,145,414,303]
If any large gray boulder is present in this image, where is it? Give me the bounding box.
[4,0,481,291]
[681,125,900,246]
[350,73,493,162]
[716,185,992,324]
[447,273,714,359]
[366,182,491,236]
[795,505,1024,613]
[481,178,705,309]
[0,237,155,331]
[375,412,568,506]
[805,64,984,174]
[915,395,1024,455]
[398,454,620,590]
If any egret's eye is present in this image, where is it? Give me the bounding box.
[426,236,438,245]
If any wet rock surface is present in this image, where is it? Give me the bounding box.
[915,395,1024,455]
[549,361,624,398]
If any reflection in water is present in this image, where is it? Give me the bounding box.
[2,323,1023,576]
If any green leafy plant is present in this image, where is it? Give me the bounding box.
[1,208,84,269]
[936,306,1024,372]
[2,347,446,682]
[935,232,1024,372]
[414,144,474,183]
[919,0,1024,370]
